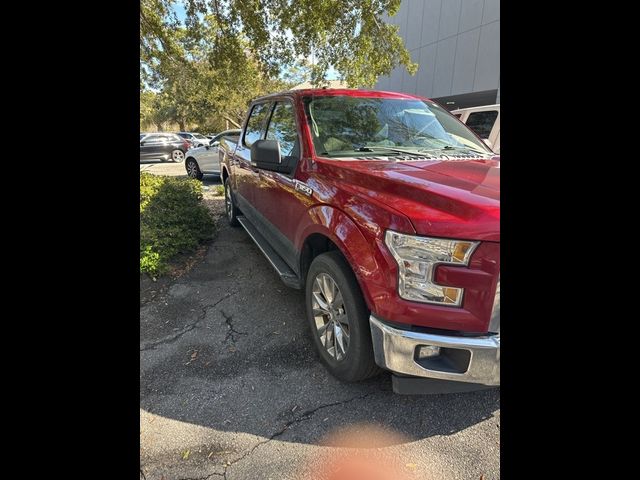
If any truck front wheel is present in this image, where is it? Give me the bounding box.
[305,251,379,382]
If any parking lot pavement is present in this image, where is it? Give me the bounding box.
[140,192,500,480]
[140,159,192,177]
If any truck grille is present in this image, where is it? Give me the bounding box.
[489,278,500,334]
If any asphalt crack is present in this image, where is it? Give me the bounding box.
[221,391,379,478]
[221,309,247,344]
[140,292,237,351]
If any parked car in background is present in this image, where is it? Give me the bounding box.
[209,129,241,147]
[140,133,190,162]
[185,129,241,179]
[176,132,211,147]
[219,89,499,394]
[450,104,500,153]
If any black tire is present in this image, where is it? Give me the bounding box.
[224,177,240,226]
[305,251,379,382]
[185,158,204,180]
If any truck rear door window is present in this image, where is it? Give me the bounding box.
[244,102,272,147]
[465,111,498,139]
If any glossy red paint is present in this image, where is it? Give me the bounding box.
[223,89,500,334]
[307,157,500,242]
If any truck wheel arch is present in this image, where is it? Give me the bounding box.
[297,206,385,311]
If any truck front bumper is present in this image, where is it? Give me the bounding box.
[370,315,500,386]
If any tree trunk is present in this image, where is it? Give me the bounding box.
[178,119,186,131]
[224,116,241,128]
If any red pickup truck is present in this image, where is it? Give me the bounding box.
[219,88,499,394]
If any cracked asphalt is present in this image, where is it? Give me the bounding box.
[140,160,500,479]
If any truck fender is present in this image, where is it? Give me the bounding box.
[296,205,389,310]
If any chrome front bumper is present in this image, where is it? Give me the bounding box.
[369,315,500,386]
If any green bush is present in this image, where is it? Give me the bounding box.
[140,173,214,276]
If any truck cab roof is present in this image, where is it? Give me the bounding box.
[254,88,431,102]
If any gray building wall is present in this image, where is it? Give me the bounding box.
[375,0,500,109]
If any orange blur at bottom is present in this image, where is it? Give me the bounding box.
[297,424,417,480]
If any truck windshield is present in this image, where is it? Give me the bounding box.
[304,96,491,156]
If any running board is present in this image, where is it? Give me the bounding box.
[237,216,302,289]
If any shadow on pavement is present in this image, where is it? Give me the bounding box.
[140,202,499,448]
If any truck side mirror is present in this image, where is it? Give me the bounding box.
[251,139,297,174]
[251,139,281,167]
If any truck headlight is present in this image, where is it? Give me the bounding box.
[384,231,479,306]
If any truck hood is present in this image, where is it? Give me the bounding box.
[317,155,500,242]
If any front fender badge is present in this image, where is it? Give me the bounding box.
[295,180,313,197]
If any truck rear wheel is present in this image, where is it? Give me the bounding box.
[224,177,240,226]
[305,251,379,382]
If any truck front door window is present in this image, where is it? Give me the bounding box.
[244,103,272,147]
[265,102,300,161]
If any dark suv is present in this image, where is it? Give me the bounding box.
[140,133,190,163]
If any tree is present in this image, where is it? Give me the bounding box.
[140,90,176,131]
[140,89,155,127]
[280,60,313,87]
[140,1,417,132]
[141,0,417,89]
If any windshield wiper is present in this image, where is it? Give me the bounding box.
[422,145,489,155]
[356,146,431,157]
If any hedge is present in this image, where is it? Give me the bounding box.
[140,173,214,275]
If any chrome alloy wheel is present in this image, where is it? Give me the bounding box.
[186,160,198,178]
[312,273,350,361]
[172,150,185,162]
